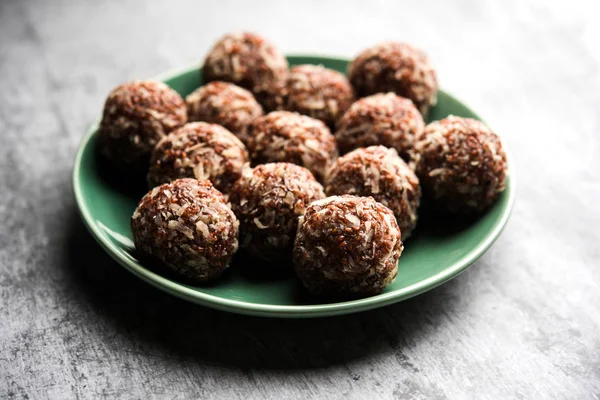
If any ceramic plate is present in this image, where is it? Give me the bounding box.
[73,55,515,318]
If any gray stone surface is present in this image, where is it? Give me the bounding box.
[1,0,599,398]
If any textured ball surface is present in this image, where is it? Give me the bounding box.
[131,178,239,282]
[248,111,337,182]
[293,195,403,297]
[98,80,187,167]
[270,65,354,129]
[412,116,507,213]
[325,146,421,239]
[147,122,249,193]
[202,32,288,108]
[185,81,263,145]
[335,92,424,161]
[229,163,325,262]
[348,42,438,116]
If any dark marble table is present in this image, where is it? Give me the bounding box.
[1,0,599,398]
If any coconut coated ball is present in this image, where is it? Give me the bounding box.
[271,65,354,129]
[202,32,288,109]
[247,111,337,182]
[325,146,421,240]
[293,195,403,297]
[131,178,239,282]
[228,163,325,262]
[185,81,263,145]
[348,42,438,116]
[412,116,508,213]
[147,122,249,193]
[335,92,424,160]
[98,80,187,168]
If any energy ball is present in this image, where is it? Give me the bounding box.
[247,111,337,182]
[412,116,508,213]
[229,163,325,262]
[203,32,288,108]
[272,65,354,129]
[348,42,438,116]
[131,178,239,282]
[98,80,187,168]
[293,195,403,297]
[147,122,249,193]
[325,146,421,240]
[335,92,425,160]
[185,81,263,145]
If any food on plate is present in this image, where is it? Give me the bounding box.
[268,64,354,129]
[131,178,239,282]
[325,146,421,239]
[293,195,403,297]
[247,111,337,182]
[203,32,288,109]
[334,92,424,161]
[412,116,507,213]
[147,122,249,193]
[98,80,187,168]
[186,81,263,145]
[229,163,325,262]
[348,42,438,116]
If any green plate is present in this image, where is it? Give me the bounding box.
[73,55,515,318]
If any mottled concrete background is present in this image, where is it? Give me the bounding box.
[1,0,599,398]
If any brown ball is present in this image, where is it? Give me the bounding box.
[348,42,438,116]
[335,93,424,161]
[202,32,288,109]
[131,178,239,282]
[247,111,338,182]
[293,195,403,297]
[98,80,187,168]
[325,146,421,240]
[185,81,263,145]
[147,122,249,193]
[229,163,325,262]
[412,116,508,213]
[270,65,354,129]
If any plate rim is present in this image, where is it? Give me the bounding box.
[72,55,517,318]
